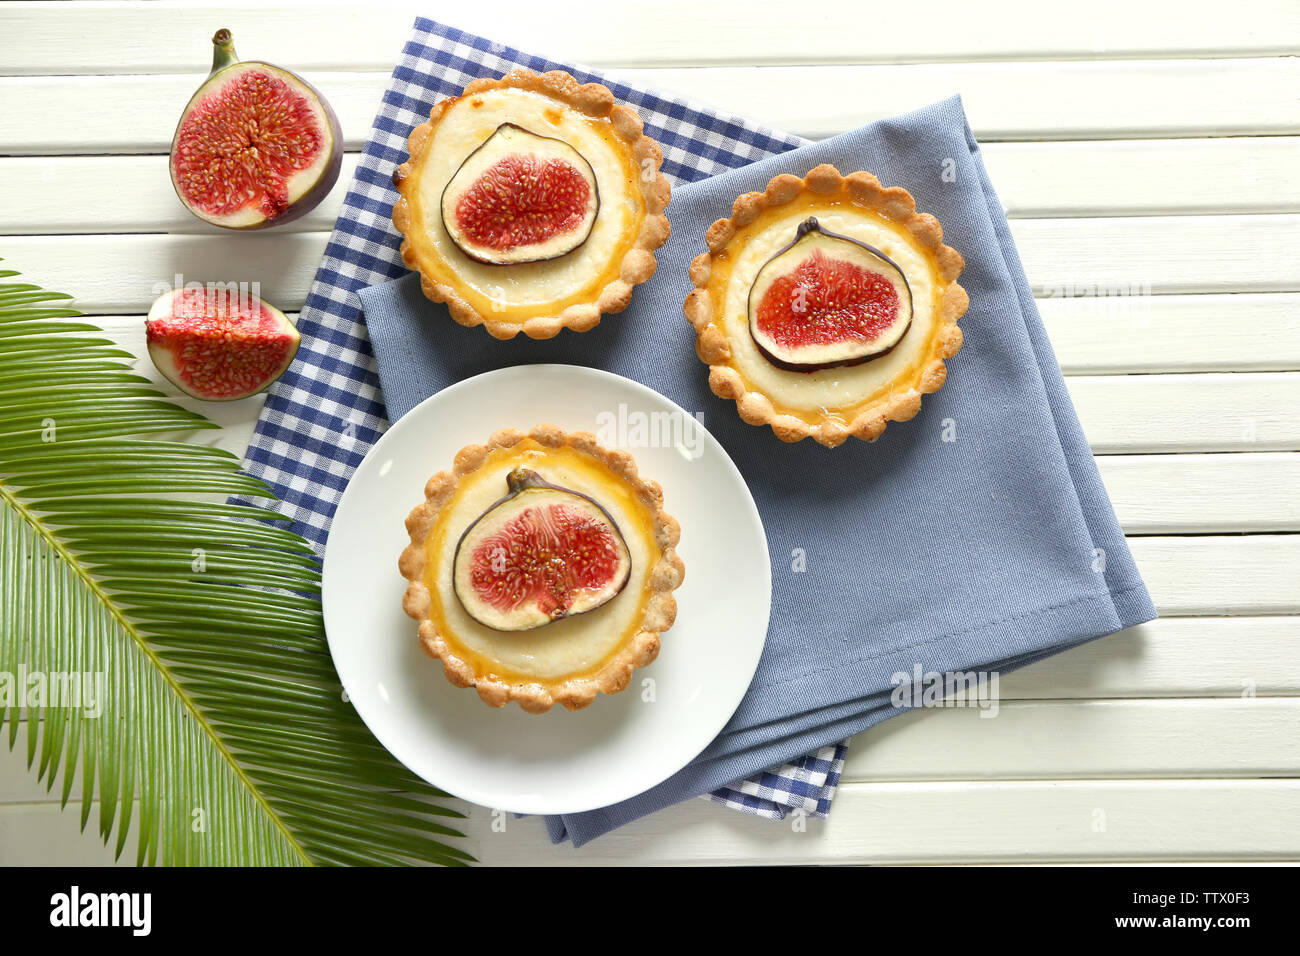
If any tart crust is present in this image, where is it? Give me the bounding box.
[392,70,672,340]
[398,424,685,713]
[684,164,968,447]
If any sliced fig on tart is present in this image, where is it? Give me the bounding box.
[440,123,600,265]
[747,217,912,372]
[452,468,631,632]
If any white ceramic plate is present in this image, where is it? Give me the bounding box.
[322,365,770,815]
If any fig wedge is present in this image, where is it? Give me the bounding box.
[452,468,631,631]
[441,123,599,264]
[748,217,912,371]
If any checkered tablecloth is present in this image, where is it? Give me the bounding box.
[237,15,846,822]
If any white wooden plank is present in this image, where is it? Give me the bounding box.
[984,137,1300,218]
[0,234,323,314]
[1096,453,1300,532]
[1070,373,1300,453]
[0,72,382,156]
[1013,215,1300,295]
[5,0,1296,76]
[0,733,109,805]
[4,770,1297,865]
[0,801,131,866]
[7,695,1294,807]
[461,780,1300,864]
[0,154,360,236]
[3,217,1292,320]
[1132,535,1300,616]
[1039,293,1300,374]
[0,739,60,804]
[1003,617,1300,700]
[627,59,1300,142]
[4,139,1295,239]
[840,699,1300,781]
[3,59,1296,156]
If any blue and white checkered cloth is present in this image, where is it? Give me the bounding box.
[237,16,845,823]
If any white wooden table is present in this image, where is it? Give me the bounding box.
[2,0,1298,865]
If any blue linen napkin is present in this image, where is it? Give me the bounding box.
[356,100,1158,845]
[238,16,1156,847]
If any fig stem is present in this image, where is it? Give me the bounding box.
[505,468,543,494]
[210,28,239,75]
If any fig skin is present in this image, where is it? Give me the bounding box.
[747,217,913,373]
[169,28,343,231]
[440,123,600,265]
[452,468,632,632]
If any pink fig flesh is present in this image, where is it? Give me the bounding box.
[146,287,300,401]
[453,468,631,631]
[748,217,913,371]
[441,124,599,264]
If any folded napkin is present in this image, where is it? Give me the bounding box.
[242,17,1157,848]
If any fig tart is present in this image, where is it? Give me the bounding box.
[399,425,685,713]
[685,164,968,447]
[392,70,672,340]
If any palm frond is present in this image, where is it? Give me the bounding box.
[0,262,472,866]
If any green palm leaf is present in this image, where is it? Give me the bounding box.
[0,263,472,866]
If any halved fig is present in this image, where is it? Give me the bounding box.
[169,29,343,230]
[441,123,599,265]
[748,217,912,371]
[453,468,631,631]
[145,286,300,401]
